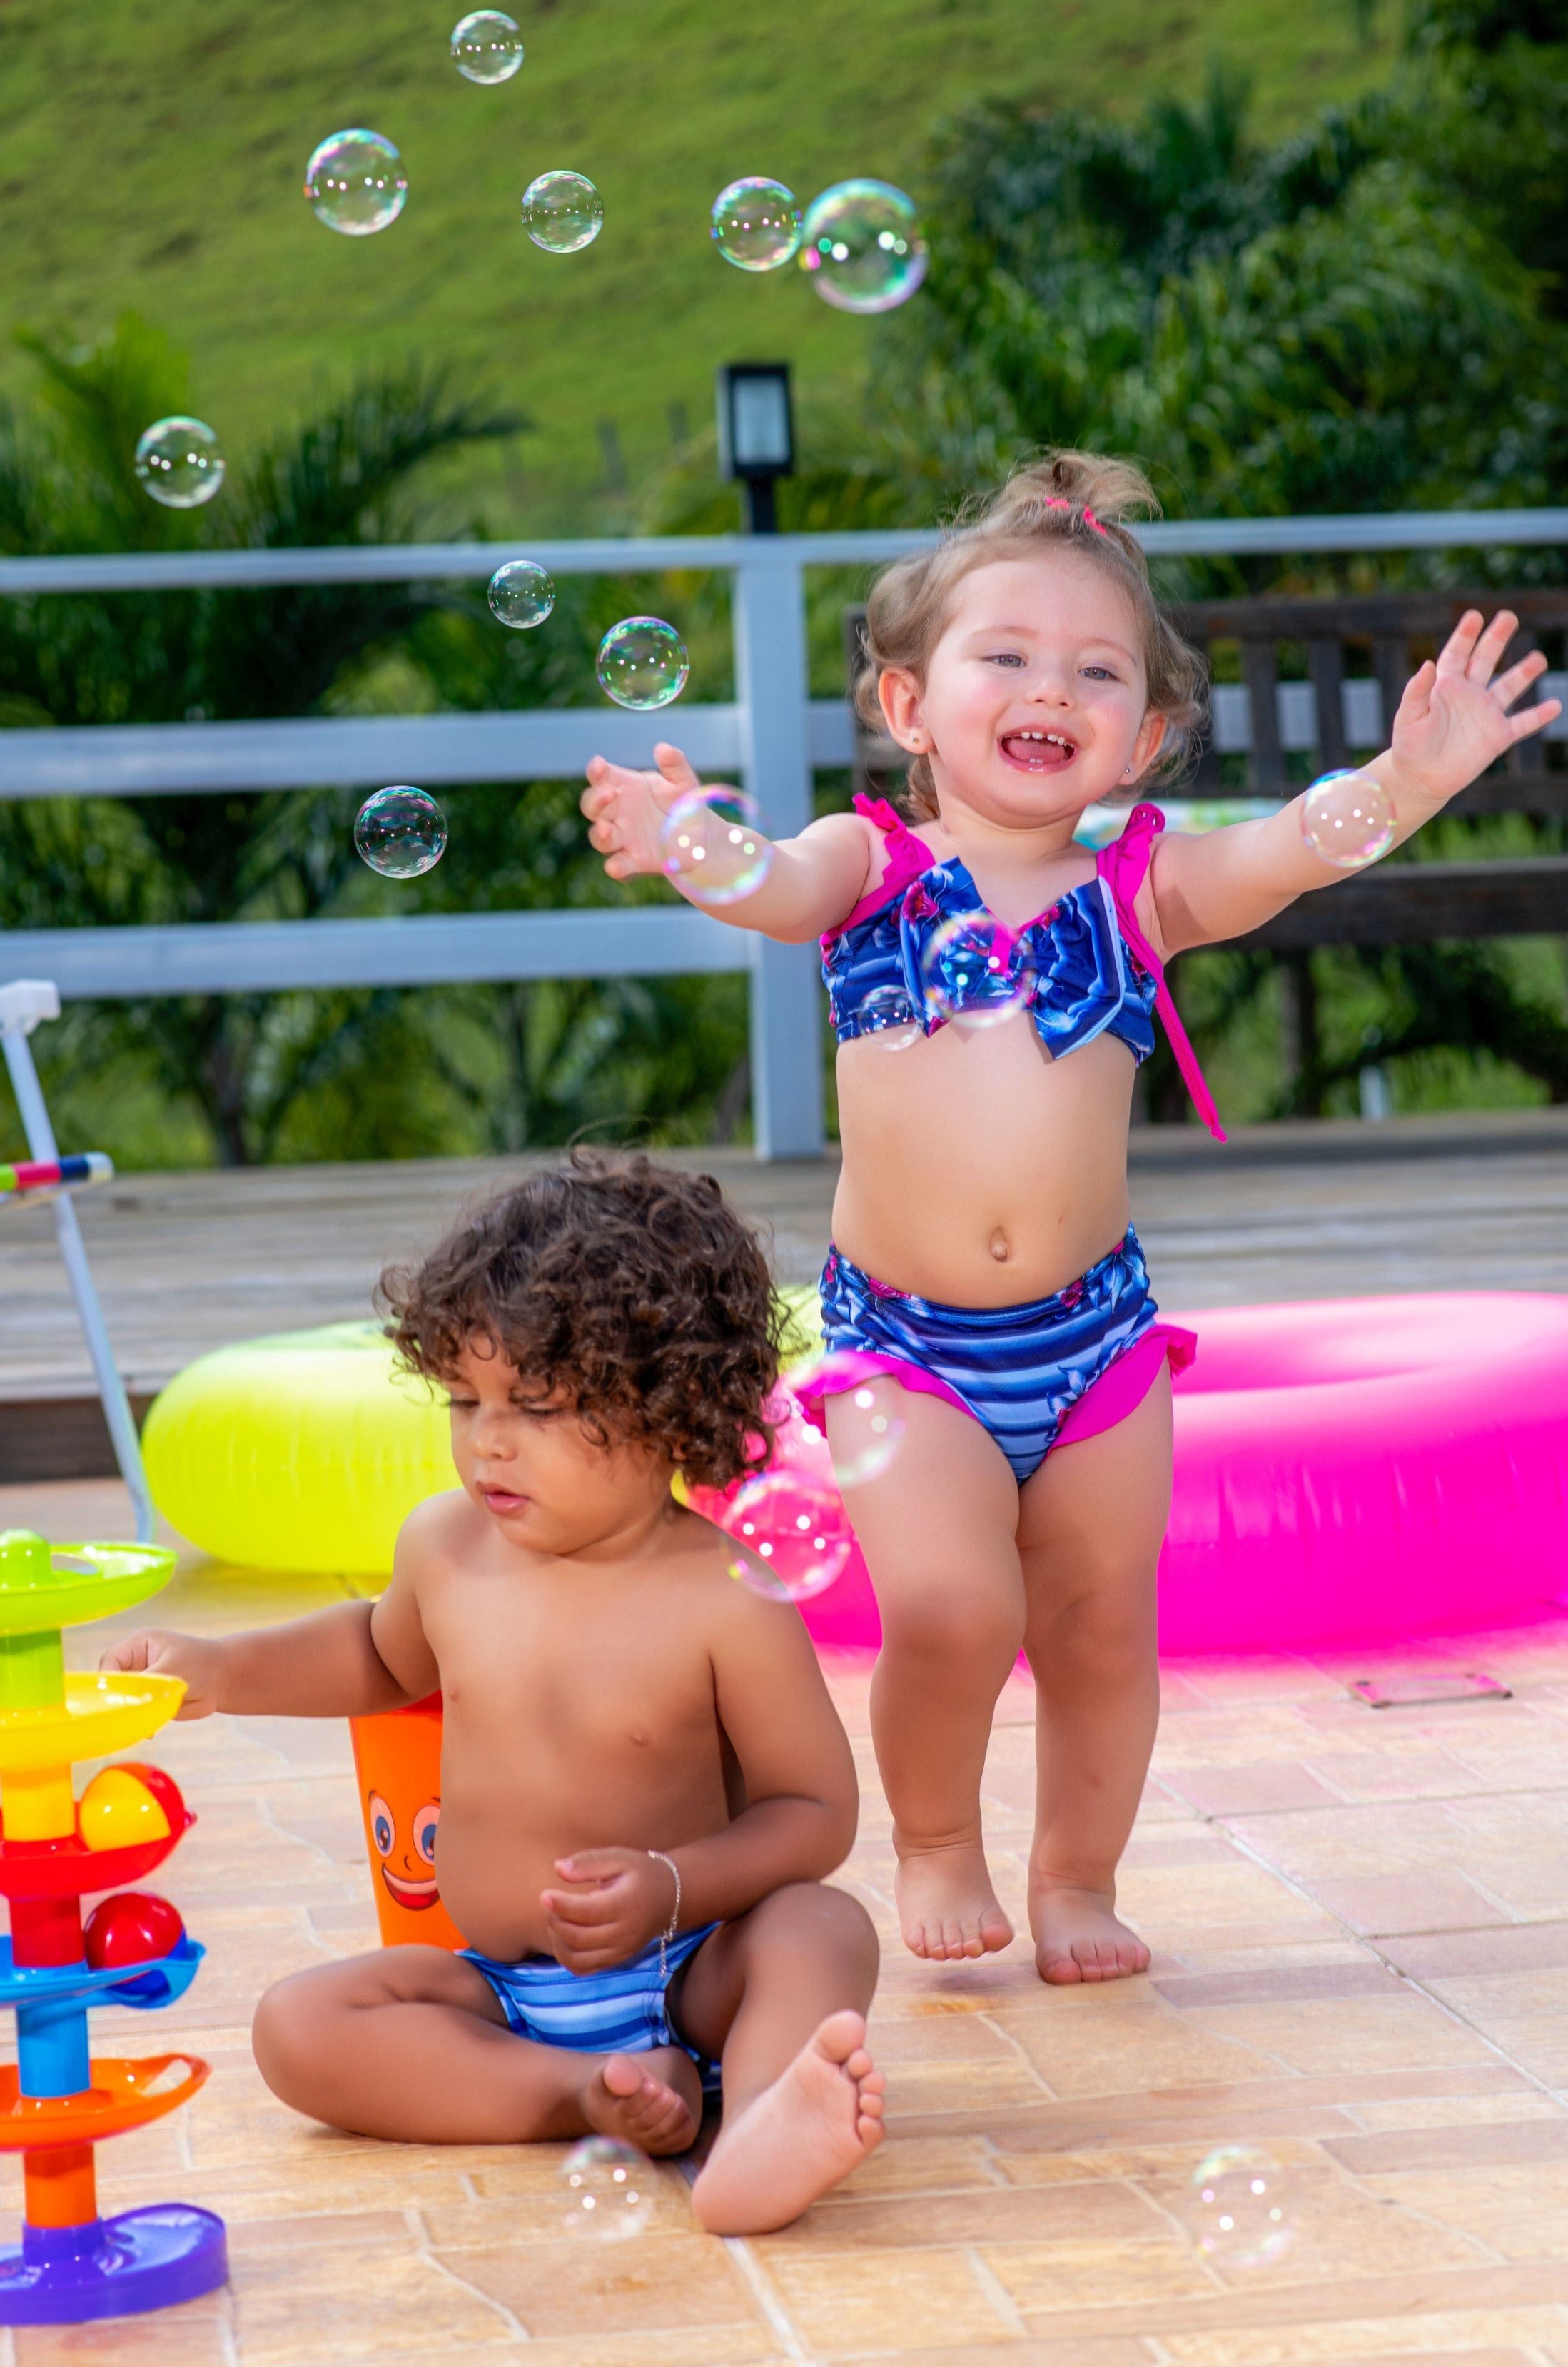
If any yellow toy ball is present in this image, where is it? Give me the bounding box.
[79,1766,171,1851]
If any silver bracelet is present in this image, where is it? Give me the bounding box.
[647,1849,681,1982]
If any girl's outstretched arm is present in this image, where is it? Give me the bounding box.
[582,742,875,943]
[1145,610,1561,958]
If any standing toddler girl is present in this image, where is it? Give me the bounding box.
[582,452,1555,1982]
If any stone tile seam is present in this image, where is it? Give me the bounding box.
[720,2231,814,2362]
[409,2205,530,2342]
[1215,1813,1568,2122]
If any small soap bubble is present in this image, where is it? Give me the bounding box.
[658,788,772,904]
[305,128,408,236]
[451,9,524,81]
[597,617,689,711]
[133,417,225,510]
[487,560,555,629]
[1300,768,1395,869]
[721,1471,853,1604]
[919,911,1036,1031]
[1188,2145,1296,2271]
[799,180,926,313]
[829,1379,906,1490]
[711,177,802,271]
[354,786,447,878]
[522,171,603,252]
[560,2135,654,2241]
[856,982,922,1049]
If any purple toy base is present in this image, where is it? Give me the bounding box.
[0,2205,228,2323]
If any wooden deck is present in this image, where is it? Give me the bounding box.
[5,1108,1568,1478]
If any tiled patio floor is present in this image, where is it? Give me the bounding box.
[5,1473,1568,2367]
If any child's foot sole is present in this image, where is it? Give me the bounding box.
[895,1844,1014,1961]
[582,2049,700,2156]
[689,2011,886,2236]
[1030,1885,1150,1984]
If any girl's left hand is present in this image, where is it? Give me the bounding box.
[1391,608,1561,804]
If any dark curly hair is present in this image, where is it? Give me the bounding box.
[378,1152,783,1490]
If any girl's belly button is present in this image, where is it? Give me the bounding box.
[989,1229,1011,1263]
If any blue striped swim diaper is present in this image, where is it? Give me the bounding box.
[460,1923,723,2099]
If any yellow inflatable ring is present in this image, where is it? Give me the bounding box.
[143,1293,824,1578]
[143,1323,457,1575]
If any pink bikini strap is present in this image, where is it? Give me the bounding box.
[1096,804,1228,1144]
[829,793,941,938]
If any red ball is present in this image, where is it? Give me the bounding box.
[83,1892,185,1971]
[113,1762,186,1834]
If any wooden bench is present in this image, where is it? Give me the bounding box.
[844,595,1568,951]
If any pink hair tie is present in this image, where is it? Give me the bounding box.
[1043,495,1108,537]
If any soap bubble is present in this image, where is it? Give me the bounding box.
[721,1471,853,1604]
[487,560,555,629]
[1300,769,1395,869]
[133,418,225,510]
[560,2136,653,2241]
[1188,2145,1296,2271]
[354,787,447,878]
[304,129,408,236]
[828,1378,906,1490]
[919,912,1036,1031]
[855,983,922,1049]
[711,177,802,272]
[451,9,523,81]
[522,171,603,253]
[799,181,926,313]
[658,788,772,904]
[597,617,689,711]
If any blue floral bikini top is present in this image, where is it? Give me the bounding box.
[820,795,1226,1141]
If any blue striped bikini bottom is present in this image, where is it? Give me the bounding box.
[801,1228,1194,1485]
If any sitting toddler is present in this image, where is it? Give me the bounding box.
[105,1154,884,2235]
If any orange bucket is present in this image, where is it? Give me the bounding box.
[348,1696,465,1951]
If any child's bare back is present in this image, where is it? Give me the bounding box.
[105,1157,884,2236]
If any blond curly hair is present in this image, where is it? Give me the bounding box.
[856,451,1208,820]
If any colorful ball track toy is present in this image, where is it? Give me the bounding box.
[0,1530,226,2323]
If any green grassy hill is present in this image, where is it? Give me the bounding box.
[0,0,1390,531]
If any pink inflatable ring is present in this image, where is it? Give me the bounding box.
[777,1292,1568,1658]
[1155,1293,1568,1654]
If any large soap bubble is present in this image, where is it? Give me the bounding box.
[596,617,689,711]
[721,1471,853,1604]
[827,1378,906,1490]
[560,2136,654,2241]
[711,178,801,272]
[522,171,603,253]
[133,418,225,510]
[855,982,922,1049]
[1188,2145,1297,2271]
[305,129,408,236]
[658,788,772,904]
[919,911,1036,1031]
[799,181,926,313]
[354,787,447,878]
[487,560,555,629]
[450,9,524,81]
[1300,769,1395,869]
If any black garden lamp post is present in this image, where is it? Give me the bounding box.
[716,363,794,535]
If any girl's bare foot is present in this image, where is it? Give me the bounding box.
[1030,1881,1150,1984]
[690,2011,886,2236]
[582,2047,700,2156]
[895,1841,1014,1961]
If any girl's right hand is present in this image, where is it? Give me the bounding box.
[99,1630,225,1720]
[581,742,708,881]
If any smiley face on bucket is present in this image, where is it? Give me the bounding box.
[368,1790,440,1912]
